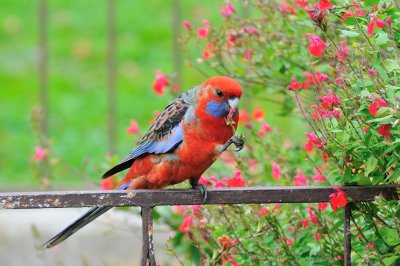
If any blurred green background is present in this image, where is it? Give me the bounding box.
[1,0,304,189]
[0,0,221,188]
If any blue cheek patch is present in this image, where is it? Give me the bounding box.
[206,100,229,118]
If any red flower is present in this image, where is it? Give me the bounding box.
[377,124,391,137]
[258,120,272,137]
[304,140,314,152]
[304,132,326,151]
[259,207,270,218]
[303,72,313,90]
[333,108,341,119]
[287,77,303,90]
[319,89,341,109]
[101,176,117,190]
[209,176,225,188]
[305,33,326,57]
[322,153,328,162]
[222,257,240,266]
[197,27,208,39]
[33,146,48,162]
[329,186,348,211]
[368,99,387,116]
[179,215,194,233]
[318,0,333,11]
[152,70,169,95]
[285,237,294,246]
[341,2,365,21]
[367,68,379,77]
[225,171,245,187]
[366,242,376,249]
[386,17,392,27]
[238,109,250,125]
[220,3,235,18]
[271,161,281,179]
[305,0,333,21]
[334,41,349,62]
[315,233,322,240]
[302,219,309,228]
[311,104,340,121]
[335,256,344,261]
[318,202,328,210]
[314,70,329,83]
[281,0,297,14]
[203,43,215,60]
[219,236,238,250]
[306,206,318,224]
[252,106,265,121]
[312,169,326,183]
[126,119,139,134]
[367,14,386,35]
[295,0,308,7]
[243,48,253,61]
[242,26,259,36]
[293,169,308,186]
[182,20,191,30]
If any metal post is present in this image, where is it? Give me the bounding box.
[141,207,156,266]
[172,0,182,87]
[39,0,48,138]
[38,0,51,188]
[344,204,352,266]
[107,0,117,154]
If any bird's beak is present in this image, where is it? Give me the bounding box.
[227,97,239,110]
[227,97,239,120]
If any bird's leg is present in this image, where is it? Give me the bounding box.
[190,177,208,204]
[221,134,245,152]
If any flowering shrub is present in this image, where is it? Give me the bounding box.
[155,0,400,264]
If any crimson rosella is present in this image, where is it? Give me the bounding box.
[43,76,243,248]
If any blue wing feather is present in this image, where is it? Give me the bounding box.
[102,87,197,179]
[122,121,183,163]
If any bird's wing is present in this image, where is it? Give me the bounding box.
[102,87,198,178]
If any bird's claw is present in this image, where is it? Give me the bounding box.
[231,135,244,152]
[192,183,208,204]
[220,134,245,152]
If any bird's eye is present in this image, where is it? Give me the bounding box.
[215,89,224,98]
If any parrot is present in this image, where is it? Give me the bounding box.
[42,76,243,248]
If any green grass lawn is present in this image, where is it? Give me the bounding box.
[0,1,305,188]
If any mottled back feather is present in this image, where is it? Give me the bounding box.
[102,87,198,178]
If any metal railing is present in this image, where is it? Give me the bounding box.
[1,185,399,265]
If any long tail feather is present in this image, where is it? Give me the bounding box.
[41,206,112,249]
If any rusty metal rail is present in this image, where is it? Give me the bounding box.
[1,186,399,265]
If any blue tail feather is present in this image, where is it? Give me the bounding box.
[42,182,131,249]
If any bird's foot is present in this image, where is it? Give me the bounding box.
[222,135,245,152]
[231,134,244,152]
[191,183,208,204]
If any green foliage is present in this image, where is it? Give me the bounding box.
[160,0,400,265]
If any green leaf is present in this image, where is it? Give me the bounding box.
[330,219,344,233]
[365,157,378,176]
[386,166,400,183]
[367,114,394,124]
[341,30,360,37]
[279,96,296,115]
[360,89,371,98]
[374,63,389,82]
[364,0,380,6]
[380,227,400,246]
[383,255,400,266]
[387,59,400,72]
[375,32,389,46]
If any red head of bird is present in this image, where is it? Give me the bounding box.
[196,76,242,129]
